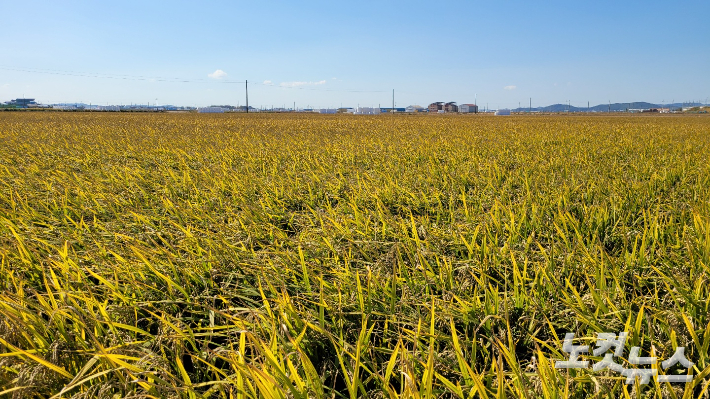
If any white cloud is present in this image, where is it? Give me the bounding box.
[504,85,517,90]
[208,70,228,79]
[263,80,272,85]
[280,80,327,87]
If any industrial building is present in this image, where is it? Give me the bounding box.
[428,102,459,113]
[53,105,77,110]
[348,107,380,115]
[198,107,226,113]
[444,102,458,112]
[4,98,38,108]
[405,105,425,113]
[380,107,406,113]
[428,102,443,112]
[459,104,478,113]
[495,109,511,116]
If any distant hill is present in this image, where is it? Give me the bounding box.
[510,102,704,113]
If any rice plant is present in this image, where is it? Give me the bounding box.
[1,112,709,398]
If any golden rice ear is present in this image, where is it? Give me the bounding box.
[0,112,705,398]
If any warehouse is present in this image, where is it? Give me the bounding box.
[459,104,478,113]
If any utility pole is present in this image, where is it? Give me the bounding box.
[246,80,249,113]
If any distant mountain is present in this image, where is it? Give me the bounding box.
[510,102,704,113]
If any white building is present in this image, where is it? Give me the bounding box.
[352,107,380,115]
[198,107,226,113]
[405,105,425,113]
[319,108,337,114]
[459,104,479,113]
[53,105,77,110]
[98,105,120,112]
[494,109,511,116]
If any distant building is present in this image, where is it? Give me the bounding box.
[53,105,77,110]
[494,109,511,116]
[429,102,459,113]
[405,105,425,113]
[380,107,406,113]
[234,106,259,112]
[198,107,226,113]
[428,102,444,113]
[444,102,458,112]
[352,107,380,115]
[98,105,120,111]
[5,98,37,108]
[319,108,337,114]
[459,104,478,113]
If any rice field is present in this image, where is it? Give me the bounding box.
[1,112,710,398]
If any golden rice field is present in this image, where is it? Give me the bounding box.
[1,112,710,398]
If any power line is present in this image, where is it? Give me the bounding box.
[0,65,389,93]
[0,65,243,84]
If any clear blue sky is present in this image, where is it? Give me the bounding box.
[1,0,708,108]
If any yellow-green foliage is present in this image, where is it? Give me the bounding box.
[1,113,710,398]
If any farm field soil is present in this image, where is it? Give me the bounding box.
[1,113,710,398]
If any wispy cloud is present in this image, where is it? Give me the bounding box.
[280,80,327,88]
[263,80,272,85]
[1,84,8,88]
[504,85,517,90]
[208,69,228,79]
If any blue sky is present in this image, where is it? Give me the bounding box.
[1,0,708,108]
